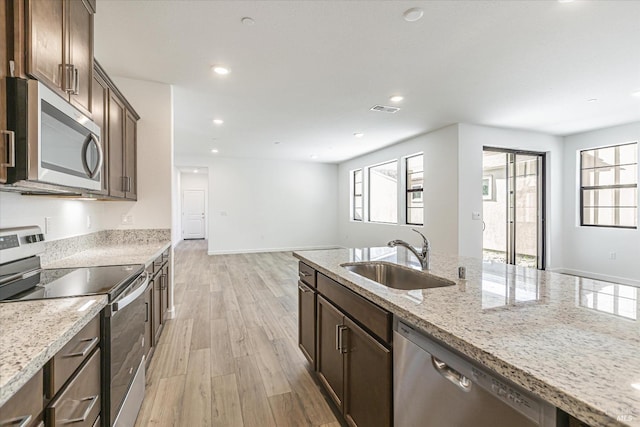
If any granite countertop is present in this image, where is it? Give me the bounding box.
[294,247,640,427]
[43,240,171,269]
[0,296,107,406]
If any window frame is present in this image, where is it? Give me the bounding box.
[367,159,399,224]
[579,141,638,229]
[352,169,363,222]
[405,153,424,226]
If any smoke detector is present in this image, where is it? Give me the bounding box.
[370,105,400,113]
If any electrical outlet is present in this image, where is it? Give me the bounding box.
[86,215,92,229]
[609,252,616,260]
[44,217,53,234]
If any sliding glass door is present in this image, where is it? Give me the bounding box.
[482,148,545,269]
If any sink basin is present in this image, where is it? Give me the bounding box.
[341,261,456,290]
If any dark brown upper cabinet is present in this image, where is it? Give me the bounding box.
[26,0,95,117]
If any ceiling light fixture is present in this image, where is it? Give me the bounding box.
[211,149,219,153]
[403,7,424,22]
[557,0,575,3]
[212,66,230,75]
[193,169,198,173]
[632,90,640,97]
[389,95,404,103]
[353,132,364,138]
[241,17,255,26]
[213,119,224,125]
[587,98,598,103]
[310,154,318,159]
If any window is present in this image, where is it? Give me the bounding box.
[580,142,638,228]
[406,154,424,225]
[368,160,398,223]
[352,169,363,221]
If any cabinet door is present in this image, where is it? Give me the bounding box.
[124,110,137,200]
[108,92,125,198]
[67,0,93,116]
[91,71,108,194]
[161,264,170,320]
[0,0,8,184]
[298,281,316,367]
[316,296,345,410]
[343,317,392,427]
[153,274,163,343]
[26,0,65,93]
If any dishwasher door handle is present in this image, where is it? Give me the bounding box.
[432,356,472,392]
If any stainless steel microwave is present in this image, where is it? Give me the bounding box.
[4,78,103,192]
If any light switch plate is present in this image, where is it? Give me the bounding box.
[472,212,481,220]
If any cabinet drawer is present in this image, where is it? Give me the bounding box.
[47,349,101,427]
[47,316,100,398]
[298,262,316,288]
[317,273,391,345]
[0,369,43,427]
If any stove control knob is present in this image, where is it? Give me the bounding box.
[25,234,44,243]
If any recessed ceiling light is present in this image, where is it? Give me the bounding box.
[353,132,364,138]
[213,119,224,125]
[557,0,575,3]
[193,169,198,173]
[212,66,230,75]
[241,17,255,26]
[632,90,640,98]
[310,154,318,159]
[403,7,424,22]
[389,95,404,103]
[587,98,598,103]
[211,149,219,153]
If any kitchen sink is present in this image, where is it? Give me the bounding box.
[341,261,456,290]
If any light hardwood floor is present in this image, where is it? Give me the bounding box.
[135,240,342,427]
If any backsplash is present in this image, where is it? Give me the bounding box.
[41,229,170,265]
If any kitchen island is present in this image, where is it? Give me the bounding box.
[293,247,640,427]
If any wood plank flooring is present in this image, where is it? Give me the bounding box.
[135,240,341,427]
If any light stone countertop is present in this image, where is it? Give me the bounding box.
[42,241,171,269]
[0,296,107,406]
[293,247,640,427]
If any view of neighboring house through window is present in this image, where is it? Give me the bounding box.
[406,154,424,225]
[580,142,638,228]
[352,169,363,221]
[369,160,398,223]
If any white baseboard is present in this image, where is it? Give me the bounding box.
[551,268,640,287]
[207,245,342,256]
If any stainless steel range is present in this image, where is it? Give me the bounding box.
[0,226,149,427]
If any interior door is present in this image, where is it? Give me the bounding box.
[482,148,545,269]
[182,189,206,239]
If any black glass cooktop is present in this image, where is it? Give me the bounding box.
[4,264,144,302]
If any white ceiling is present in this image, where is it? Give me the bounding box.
[94,1,640,164]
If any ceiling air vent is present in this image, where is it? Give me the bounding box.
[370,105,400,113]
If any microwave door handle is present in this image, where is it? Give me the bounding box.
[90,134,104,179]
[1,130,15,167]
[81,133,104,179]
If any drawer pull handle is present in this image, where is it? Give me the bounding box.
[1,414,32,427]
[297,284,311,293]
[59,395,98,424]
[299,271,312,277]
[338,326,348,354]
[63,337,99,358]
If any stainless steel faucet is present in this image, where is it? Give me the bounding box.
[388,229,431,270]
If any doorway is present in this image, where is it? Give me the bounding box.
[482,148,546,269]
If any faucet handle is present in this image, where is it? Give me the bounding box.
[411,228,430,249]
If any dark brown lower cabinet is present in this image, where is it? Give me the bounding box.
[316,296,392,427]
[298,281,316,367]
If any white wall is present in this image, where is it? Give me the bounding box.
[561,122,640,285]
[171,167,181,245]
[338,125,460,254]
[458,124,564,267]
[100,77,174,231]
[175,155,339,254]
[0,192,109,240]
[179,171,209,240]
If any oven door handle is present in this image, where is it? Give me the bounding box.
[112,272,149,313]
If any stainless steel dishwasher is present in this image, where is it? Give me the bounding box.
[394,320,557,427]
